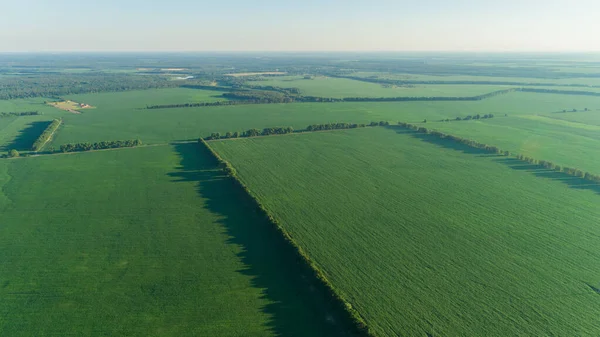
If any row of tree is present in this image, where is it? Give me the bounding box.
[196,137,373,336]
[440,114,495,122]
[206,126,295,140]
[59,139,142,153]
[0,111,41,118]
[206,121,391,140]
[517,88,600,97]
[397,122,600,183]
[146,100,245,109]
[515,155,600,183]
[402,122,510,156]
[32,119,62,152]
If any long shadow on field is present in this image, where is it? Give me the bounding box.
[493,157,600,195]
[385,126,600,196]
[386,125,497,157]
[168,142,354,337]
[3,120,51,151]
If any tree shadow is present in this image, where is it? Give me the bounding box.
[168,142,358,337]
[385,125,494,156]
[385,125,600,196]
[586,283,600,295]
[493,157,600,195]
[3,120,51,151]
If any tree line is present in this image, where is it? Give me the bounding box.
[206,121,390,140]
[397,122,600,184]
[0,111,41,118]
[517,88,600,97]
[439,114,495,122]
[206,126,294,140]
[197,137,373,336]
[32,119,62,152]
[514,155,600,183]
[59,139,142,153]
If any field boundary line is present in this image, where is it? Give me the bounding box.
[206,126,379,142]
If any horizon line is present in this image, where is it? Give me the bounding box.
[1,50,600,54]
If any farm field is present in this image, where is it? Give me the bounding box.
[0,145,351,336]
[253,75,512,98]
[210,126,600,336]
[48,91,600,147]
[428,114,600,175]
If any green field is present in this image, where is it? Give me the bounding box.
[254,76,511,98]
[428,114,600,175]
[47,91,600,147]
[210,127,600,336]
[0,145,351,336]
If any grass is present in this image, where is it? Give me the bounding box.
[47,91,600,147]
[0,145,353,336]
[427,114,600,175]
[254,76,512,98]
[210,127,600,336]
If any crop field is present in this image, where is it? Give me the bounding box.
[0,144,351,336]
[210,126,600,336]
[3,53,600,336]
[253,75,512,98]
[427,114,600,175]
[48,91,600,147]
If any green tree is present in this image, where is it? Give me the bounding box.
[8,149,19,158]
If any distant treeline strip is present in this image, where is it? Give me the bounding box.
[332,74,600,89]
[145,89,518,109]
[517,88,600,97]
[59,139,142,153]
[0,111,41,118]
[179,84,238,92]
[206,121,390,140]
[32,119,62,152]
[439,113,495,122]
[198,138,374,336]
[397,122,600,184]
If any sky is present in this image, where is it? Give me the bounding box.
[1,0,599,52]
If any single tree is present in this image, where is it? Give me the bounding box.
[8,149,19,158]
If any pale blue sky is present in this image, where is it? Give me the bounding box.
[1,0,599,52]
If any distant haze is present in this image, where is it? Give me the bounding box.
[2,0,599,52]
